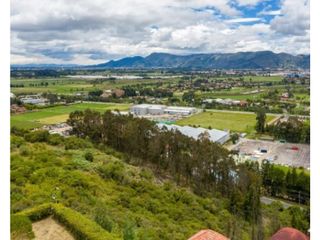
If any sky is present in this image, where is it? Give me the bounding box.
[11,0,310,65]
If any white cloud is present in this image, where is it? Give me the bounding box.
[235,0,263,6]
[226,17,261,23]
[10,0,310,64]
[258,10,281,16]
[270,0,309,36]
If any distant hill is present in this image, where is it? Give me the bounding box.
[93,51,310,69]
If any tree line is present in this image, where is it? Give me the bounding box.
[67,109,265,239]
[261,160,310,204]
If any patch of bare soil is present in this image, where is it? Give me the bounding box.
[32,216,75,240]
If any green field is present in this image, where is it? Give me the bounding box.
[243,76,283,82]
[11,77,178,94]
[176,110,275,133]
[11,102,131,129]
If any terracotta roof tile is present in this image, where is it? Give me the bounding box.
[188,229,229,240]
[271,227,309,240]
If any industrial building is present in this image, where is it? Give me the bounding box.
[20,95,47,105]
[130,104,197,116]
[157,123,230,144]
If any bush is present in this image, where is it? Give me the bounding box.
[16,204,121,240]
[11,214,34,240]
[48,134,64,146]
[98,161,126,182]
[24,130,49,143]
[64,136,92,150]
[11,127,30,137]
[53,204,120,240]
[84,152,94,162]
[16,203,53,221]
[94,207,113,232]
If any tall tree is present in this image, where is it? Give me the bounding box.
[255,108,266,133]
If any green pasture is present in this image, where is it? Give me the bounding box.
[11,102,131,129]
[176,110,275,133]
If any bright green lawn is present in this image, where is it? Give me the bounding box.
[11,102,131,129]
[243,76,283,82]
[176,111,275,133]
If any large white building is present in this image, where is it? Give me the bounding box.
[20,95,47,105]
[157,123,230,144]
[130,104,197,116]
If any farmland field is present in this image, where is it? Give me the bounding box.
[176,110,276,133]
[11,102,131,129]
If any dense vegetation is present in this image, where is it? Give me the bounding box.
[261,161,310,204]
[11,128,309,239]
[267,117,310,143]
[66,109,309,237]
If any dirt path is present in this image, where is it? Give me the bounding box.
[32,216,75,240]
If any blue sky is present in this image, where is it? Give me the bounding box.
[11,0,309,64]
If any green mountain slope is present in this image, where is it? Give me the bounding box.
[10,133,304,240]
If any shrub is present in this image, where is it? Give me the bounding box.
[84,152,94,162]
[48,134,64,146]
[15,204,120,240]
[94,207,114,232]
[98,161,126,182]
[24,130,49,143]
[64,136,92,150]
[11,135,26,149]
[16,203,53,221]
[11,126,30,137]
[123,221,136,240]
[53,204,120,240]
[11,214,34,240]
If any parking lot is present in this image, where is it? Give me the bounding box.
[232,139,310,169]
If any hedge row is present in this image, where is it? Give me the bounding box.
[11,214,34,240]
[15,203,120,240]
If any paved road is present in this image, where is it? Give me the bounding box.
[260,196,293,209]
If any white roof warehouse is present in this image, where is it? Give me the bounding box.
[130,104,197,116]
[157,123,230,144]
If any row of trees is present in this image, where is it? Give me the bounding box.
[267,117,310,143]
[261,161,310,204]
[67,109,264,238]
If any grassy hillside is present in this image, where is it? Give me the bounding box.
[11,132,305,239]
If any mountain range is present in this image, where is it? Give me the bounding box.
[11,51,310,70]
[93,51,310,69]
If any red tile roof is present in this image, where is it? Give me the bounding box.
[271,227,309,240]
[188,229,229,240]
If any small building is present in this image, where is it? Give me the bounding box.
[112,89,125,98]
[10,104,26,114]
[188,229,229,240]
[10,92,16,99]
[100,90,112,98]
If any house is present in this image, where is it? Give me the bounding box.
[188,229,229,240]
[270,227,309,240]
[100,90,112,98]
[112,89,125,98]
[10,104,26,114]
